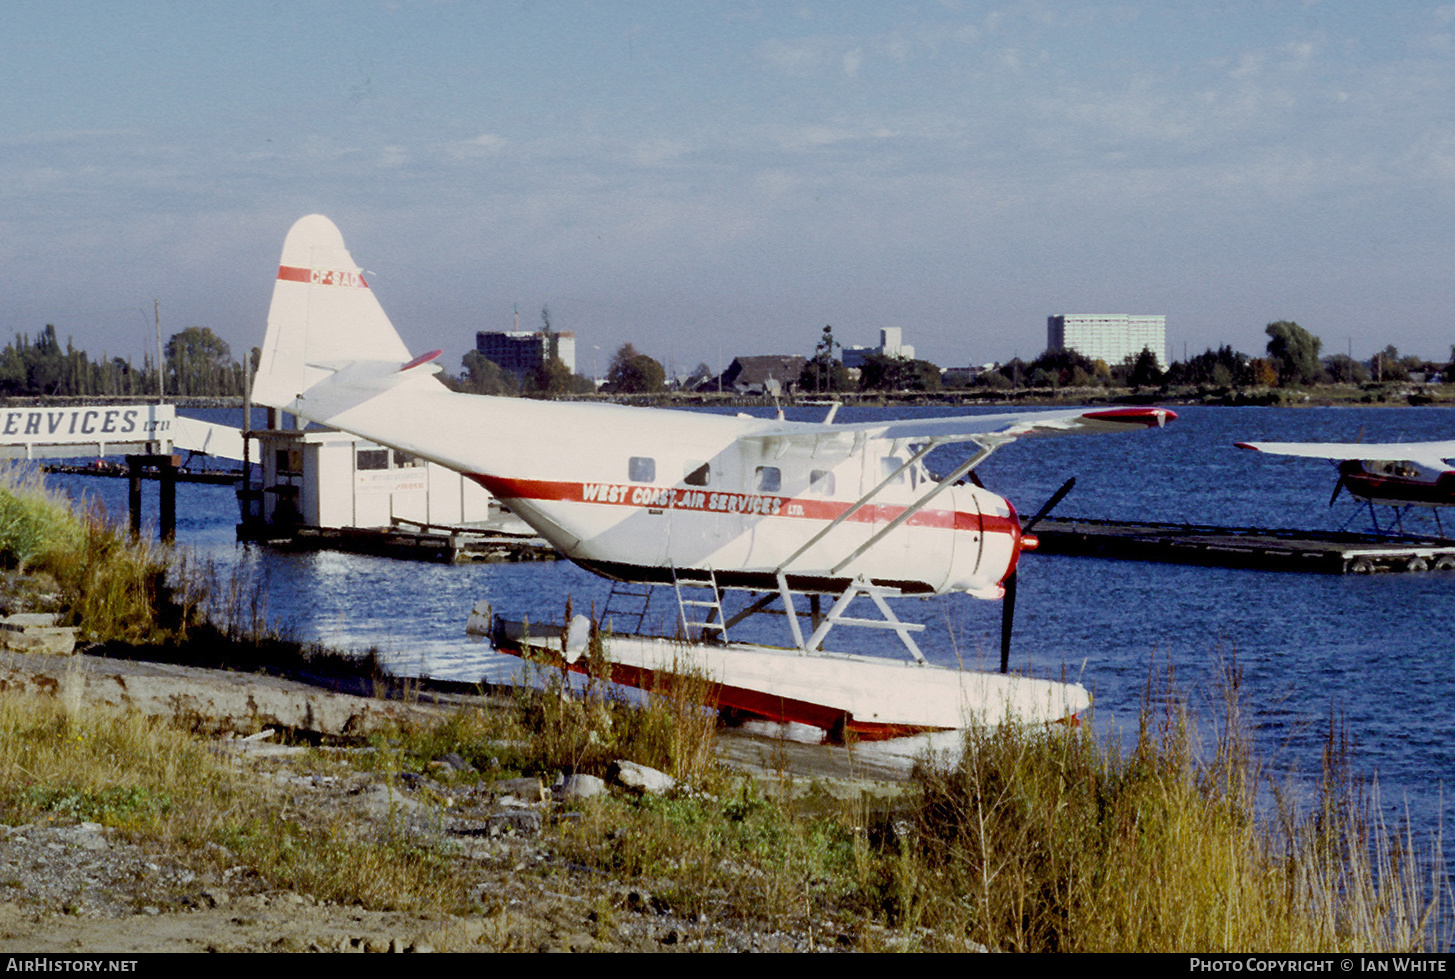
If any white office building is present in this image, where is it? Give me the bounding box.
[841,327,916,370]
[1047,314,1166,368]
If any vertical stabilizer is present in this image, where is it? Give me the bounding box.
[251,215,412,410]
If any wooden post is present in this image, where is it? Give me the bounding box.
[158,454,177,543]
[127,455,143,538]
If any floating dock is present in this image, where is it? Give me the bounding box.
[43,461,240,485]
[237,518,559,564]
[1030,517,1455,574]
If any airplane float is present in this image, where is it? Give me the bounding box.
[251,214,1177,740]
[1237,439,1455,537]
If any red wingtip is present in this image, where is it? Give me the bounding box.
[1234,442,1259,451]
[1082,407,1178,428]
[399,349,443,372]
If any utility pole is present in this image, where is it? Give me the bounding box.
[154,298,165,401]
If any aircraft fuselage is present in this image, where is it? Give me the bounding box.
[320,390,1023,597]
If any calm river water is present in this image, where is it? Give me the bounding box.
[39,402,1455,882]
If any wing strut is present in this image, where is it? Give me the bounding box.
[828,438,1005,576]
[775,436,1007,578]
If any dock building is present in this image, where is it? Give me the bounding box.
[1047,314,1166,368]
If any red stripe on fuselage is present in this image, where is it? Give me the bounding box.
[469,474,1016,535]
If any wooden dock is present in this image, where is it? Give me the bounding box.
[1029,517,1455,574]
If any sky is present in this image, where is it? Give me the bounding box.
[4,1,1454,377]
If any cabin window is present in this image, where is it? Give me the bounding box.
[356,449,389,471]
[881,457,907,485]
[755,466,781,493]
[629,456,656,483]
[809,469,835,495]
[684,462,710,486]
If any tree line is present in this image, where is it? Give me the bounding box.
[453,316,1455,400]
[0,325,250,398]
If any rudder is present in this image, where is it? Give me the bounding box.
[251,215,412,409]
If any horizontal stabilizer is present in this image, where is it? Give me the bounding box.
[171,416,245,461]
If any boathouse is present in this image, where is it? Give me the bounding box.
[244,427,491,531]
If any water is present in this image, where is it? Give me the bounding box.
[39,402,1455,872]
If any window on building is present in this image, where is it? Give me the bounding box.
[356,448,389,471]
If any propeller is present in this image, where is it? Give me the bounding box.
[1329,474,1346,507]
[1000,477,1076,674]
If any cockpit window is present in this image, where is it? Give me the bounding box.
[809,469,835,495]
[755,466,781,493]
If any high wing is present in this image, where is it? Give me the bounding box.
[1237,440,1455,472]
[743,406,1176,453]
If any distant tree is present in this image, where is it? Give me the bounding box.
[166,326,242,396]
[1246,357,1278,387]
[1265,321,1323,386]
[604,343,665,394]
[459,349,517,395]
[1109,348,1164,388]
[974,368,1012,391]
[1129,347,1164,388]
[1324,353,1370,384]
[1165,345,1248,388]
[989,357,1028,389]
[859,353,940,392]
[25,325,65,395]
[1027,348,1099,388]
[799,325,852,393]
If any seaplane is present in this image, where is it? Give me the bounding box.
[251,214,1177,740]
[1236,439,1455,537]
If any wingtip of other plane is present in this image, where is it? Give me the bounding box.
[1081,406,1179,428]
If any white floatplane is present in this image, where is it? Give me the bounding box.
[251,215,1178,739]
[1237,439,1455,537]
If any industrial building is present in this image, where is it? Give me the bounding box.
[1047,314,1166,368]
[476,330,577,377]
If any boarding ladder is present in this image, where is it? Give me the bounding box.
[672,566,728,642]
[601,580,653,637]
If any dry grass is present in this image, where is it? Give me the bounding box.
[892,663,1451,952]
[0,691,467,914]
[0,464,201,643]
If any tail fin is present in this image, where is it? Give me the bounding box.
[251,215,413,410]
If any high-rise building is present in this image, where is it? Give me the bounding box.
[476,331,577,377]
[1047,314,1165,368]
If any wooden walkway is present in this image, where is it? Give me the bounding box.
[1029,517,1455,574]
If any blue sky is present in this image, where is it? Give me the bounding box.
[4,1,1454,376]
